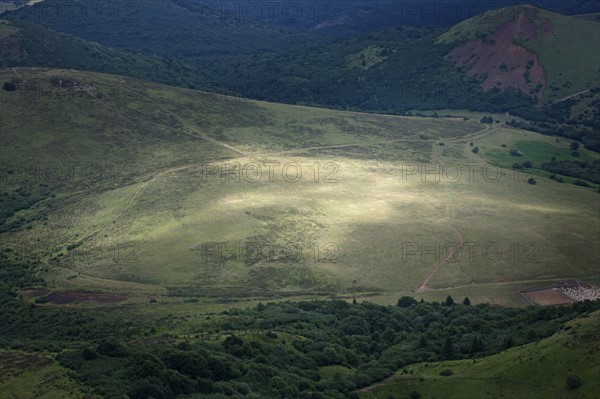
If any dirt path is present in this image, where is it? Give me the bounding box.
[414,124,497,292]
[357,381,390,393]
[11,67,23,80]
[416,227,464,293]
[414,135,462,292]
[181,130,250,158]
[56,163,201,249]
[256,124,495,157]
[558,89,590,102]
[424,275,599,292]
[256,138,432,157]
[52,120,252,250]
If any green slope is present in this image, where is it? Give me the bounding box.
[0,350,99,399]
[360,310,600,399]
[1,68,598,304]
[573,13,600,22]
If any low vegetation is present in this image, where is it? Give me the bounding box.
[1,258,599,398]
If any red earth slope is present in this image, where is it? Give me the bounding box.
[445,10,554,102]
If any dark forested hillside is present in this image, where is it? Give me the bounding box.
[3,2,598,133]
[0,19,208,89]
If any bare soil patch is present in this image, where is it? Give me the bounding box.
[20,288,50,298]
[45,291,127,304]
[445,11,554,101]
[521,288,574,306]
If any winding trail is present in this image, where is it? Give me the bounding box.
[558,89,590,102]
[56,163,201,250]
[53,124,252,251]
[414,124,496,292]
[416,227,464,293]
[256,138,436,157]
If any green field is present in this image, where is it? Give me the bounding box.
[473,127,600,189]
[1,68,599,308]
[359,310,600,399]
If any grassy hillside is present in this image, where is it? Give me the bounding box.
[360,310,600,399]
[1,68,598,306]
[574,13,600,22]
[471,127,600,187]
[0,350,99,399]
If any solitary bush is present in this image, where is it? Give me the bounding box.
[522,160,532,168]
[439,369,454,376]
[509,149,522,156]
[266,331,278,339]
[472,147,479,154]
[570,141,580,150]
[82,347,98,360]
[3,82,16,92]
[410,391,422,399]
[566,374,582,390]
[527,178,537,185]
[96,340,128,357]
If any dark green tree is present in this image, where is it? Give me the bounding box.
[397,296,418,307]
[570,141,580,150]
[443,337,454,359]
[470,336,484,353]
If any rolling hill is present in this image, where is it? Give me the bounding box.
[1,2,597,151]
[1,3,599,399]
[360,310,600,399]
[439,4,600,103]
[1,68,598,306]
